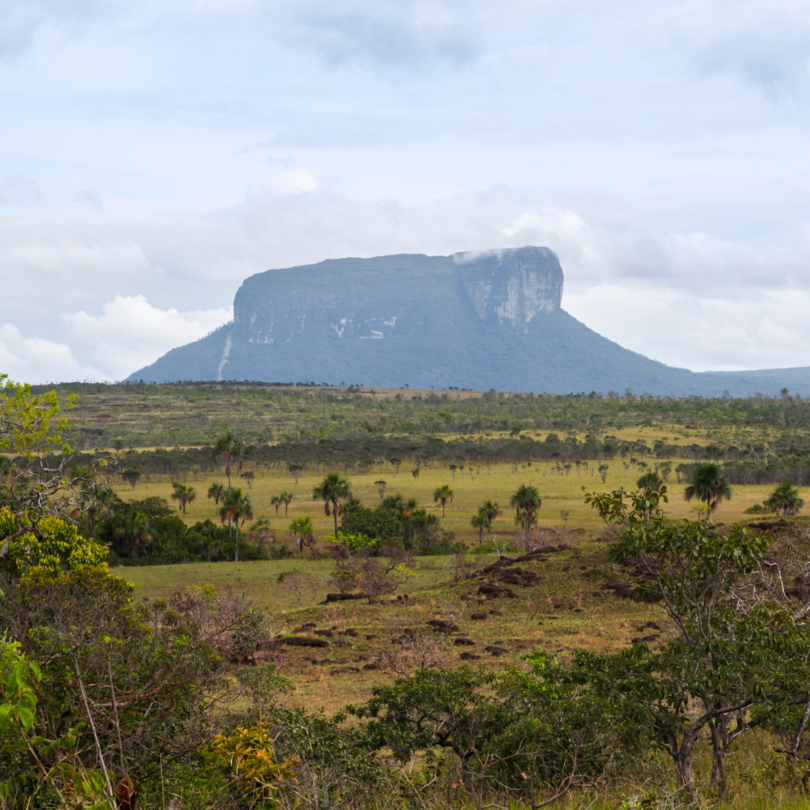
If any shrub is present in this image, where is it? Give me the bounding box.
[0,509,108,579]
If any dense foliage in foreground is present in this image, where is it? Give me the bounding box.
[6,485,810,808]
[8,378,810,807]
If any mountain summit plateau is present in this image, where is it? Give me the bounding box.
[128,247,810,396]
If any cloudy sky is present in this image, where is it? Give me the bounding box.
[2,0,810,383]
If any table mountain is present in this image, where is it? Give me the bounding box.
[127,247,810,396]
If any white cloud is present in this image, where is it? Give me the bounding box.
[0,323,102,383]
[565,284,810,372]
[0,175,42,206]
[671,0,810,89]
[62,295,231,380]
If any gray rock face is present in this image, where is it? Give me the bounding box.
[454,247,563,329]
[232,246,563,349]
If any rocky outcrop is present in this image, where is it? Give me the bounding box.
[455,247,563,329]
[231,246,563,352]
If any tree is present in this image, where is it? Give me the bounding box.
[241,470,255,488]
[0,375,112,555]
[212,428,245,542]
[471,500,500,544]
[470,513,488,545]
[510,484,541,551]
[684,462,732,522]
[211,428,245,493]
[374,480,387,499]
[289,516,315,553]
[271,494,282,516]
[584,485,810,802]
[288,463,303,485]
[0,510,108,579]
[281,490,294,517]
[480,499,501,526]
[219,488,254,562]
[765,482,804,516]
[313,474,351,539]
[0,568,227,801]
[207,482,225,509]
[113,509,154,563]
[171,482,197,515]
[121,468,141,490]
[636,471,662,491]
[433,484,453,518]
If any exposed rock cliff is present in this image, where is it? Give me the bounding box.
[455,247,563,328]
[232,246,563,351]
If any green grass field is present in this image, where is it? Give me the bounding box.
[114,455,778,545]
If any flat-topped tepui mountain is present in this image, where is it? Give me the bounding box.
[128,247,810,396]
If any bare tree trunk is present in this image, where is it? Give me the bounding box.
[709,716,729,798]
[674,729,700,806]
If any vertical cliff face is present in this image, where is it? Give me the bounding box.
[231,246,564,348]
[454,247,563,330]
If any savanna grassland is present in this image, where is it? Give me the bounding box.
[12,380,810,808]
[86,383,809,714]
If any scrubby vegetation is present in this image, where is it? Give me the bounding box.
[8,378,810,808]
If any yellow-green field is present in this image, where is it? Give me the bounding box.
[109,436,792,715]
[113,457,778,545]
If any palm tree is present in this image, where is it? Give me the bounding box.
[212,428,246,493]
[510,484,541,551]
[480,499,501,525]
[313,474,351,539]
[471,513,488,545]
[765,483,804,516]
[381,493,419,546]
[433,484,454,518]
[471,500,501,544]
[271,494,282,516]
[219,488,254,562]
[212,428,245,541]
[381,493,418,520]
[114,509,153,563]
[207,482,224,510]
[289,516,315,553]
[637,471,663,491]
[282,491,294,517]
[171,482,197,515]
[684,463,732,523]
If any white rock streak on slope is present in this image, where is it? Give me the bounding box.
[217,330,232,381]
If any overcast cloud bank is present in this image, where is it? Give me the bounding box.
[2,0,810,383]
